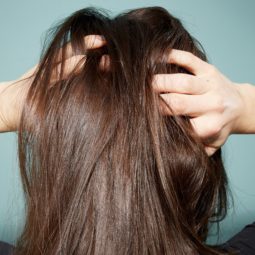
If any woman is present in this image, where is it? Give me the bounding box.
[0,6,255,255]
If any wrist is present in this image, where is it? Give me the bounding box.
[232,83,255,134]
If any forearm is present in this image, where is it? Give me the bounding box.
[0,81,15,132]
[0,79,28,133]
[233,83,255,134]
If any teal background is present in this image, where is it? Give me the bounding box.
[0,0,255,245]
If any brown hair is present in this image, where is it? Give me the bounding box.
[15,6,229,255]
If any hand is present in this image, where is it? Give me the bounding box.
[20,34,106,80]
[152,49,245,156]
[0,35,106,132]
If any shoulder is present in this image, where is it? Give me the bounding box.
[0,241,14,255]
[221,222,255,255]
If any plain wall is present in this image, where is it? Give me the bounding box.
[0,0,255,245]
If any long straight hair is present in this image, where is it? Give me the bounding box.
[15,6,229,255]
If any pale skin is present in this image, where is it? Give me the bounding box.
[0,35,105,132]
[152,49,255,155]
[1,36,255,156]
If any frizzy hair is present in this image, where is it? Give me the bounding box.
[15,6,229,255]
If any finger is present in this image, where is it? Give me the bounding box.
[190,116,223,156]
[84,34,106,49]
[168,49,212,75]
[99,54,111,70]
[204,146,218,156]
[53,35,106,78]
[56,35,106,62]
[49,55,84,84]
[61,55,85,76]
[54,53,110,82]
[62,54,110,73]
[152,73,210,95]
[159,93,214,117]
[189,114,222,140]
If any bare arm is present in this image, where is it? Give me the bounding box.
[0,79,28,133]
[0,35,106,133]
[0,81,12,132]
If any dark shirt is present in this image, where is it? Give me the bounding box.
[219,222,255,254]
[0,222,254,254]
[0,241,13,255]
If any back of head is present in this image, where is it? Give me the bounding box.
[16,6,228,255]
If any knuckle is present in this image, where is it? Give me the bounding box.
[214,96,225,113]
[192,117,221,138]
[173,75,182,86]
[181,75,191,90]
[206,120,221,137]
[174,75,191,92]
[198,129,208,139]
[191,118,221,139]
[162,75,169,89]
[183,52,193,64]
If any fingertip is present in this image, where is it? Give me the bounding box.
[205,146,217,157]
[99,54,111,71]
[167,49,183,62]
[167,49,207,75]
[84,35,106,49]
